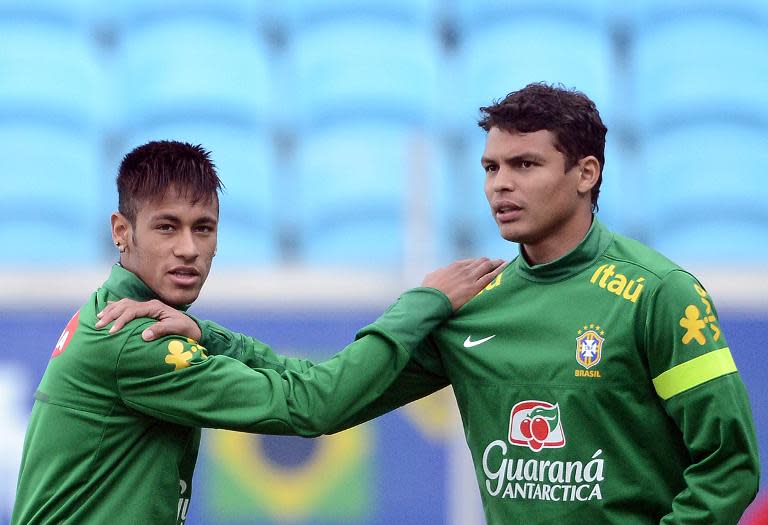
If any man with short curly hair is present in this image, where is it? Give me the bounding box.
[341,82,759,523]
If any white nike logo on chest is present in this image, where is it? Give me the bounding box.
[463,335,496,348]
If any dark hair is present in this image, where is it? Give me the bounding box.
[117,140,223,224]
[478,83,607,212]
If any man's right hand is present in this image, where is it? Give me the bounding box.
[422,258,507,311]
[95,299,201,342]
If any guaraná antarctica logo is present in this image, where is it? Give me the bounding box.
[483,399,606,502]
[508,400,566,452]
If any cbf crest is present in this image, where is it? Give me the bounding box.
[576,324,605,370]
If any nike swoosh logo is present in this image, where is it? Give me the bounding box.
[463,335,496,348]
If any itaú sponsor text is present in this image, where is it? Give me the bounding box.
[482,440,605,501]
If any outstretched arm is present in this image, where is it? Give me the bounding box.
[97,259,506,373]
[105,259,505,436]
[325,334,451,433]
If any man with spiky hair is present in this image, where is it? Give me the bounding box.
[11,140,504,525]
[104,84,760,524]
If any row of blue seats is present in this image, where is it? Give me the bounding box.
[2,0,768,27]
[1,3,766,267]
[1,119,766,268]
[1,10,767,132]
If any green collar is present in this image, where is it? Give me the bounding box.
[102,264,191,312]
[513,218,613,283]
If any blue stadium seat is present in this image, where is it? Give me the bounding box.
[644,123,768,262]
[593,135,637,236]
[0,123,104,267]
[294,121,446,268]
[0,20,104,125]
[281,0,437,26]
[455,0,612,25]
[288,18,440,127]
[455,16,614,131]
[633,12,768,132]
[651,220,768,265]
[630,0,768,22]
[117,17,272,130]
[645,123,767,217]
[0,0,98,27]
[124,123,279,266]
[111,0,255,25]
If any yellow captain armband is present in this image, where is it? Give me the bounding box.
[652,347,738,400]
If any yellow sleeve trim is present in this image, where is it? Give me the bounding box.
[653,347,737,400]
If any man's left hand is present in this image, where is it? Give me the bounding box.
[95,298,201,341]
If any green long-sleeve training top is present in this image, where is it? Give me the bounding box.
[328,218,760,524]
[12,264,452,525]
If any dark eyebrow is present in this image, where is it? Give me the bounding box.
[503,153,547,165]
[481,152,547,167]
[194,216,218,226]
[150,214,181,223]
[149,213,218,224]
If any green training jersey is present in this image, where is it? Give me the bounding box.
[12,264,452,525]
[331,218,760,523]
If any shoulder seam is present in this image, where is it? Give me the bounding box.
[600,252,695,284]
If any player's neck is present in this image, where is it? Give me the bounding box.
[522,212,593,266]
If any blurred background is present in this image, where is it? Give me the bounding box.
[0,0,766,523]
